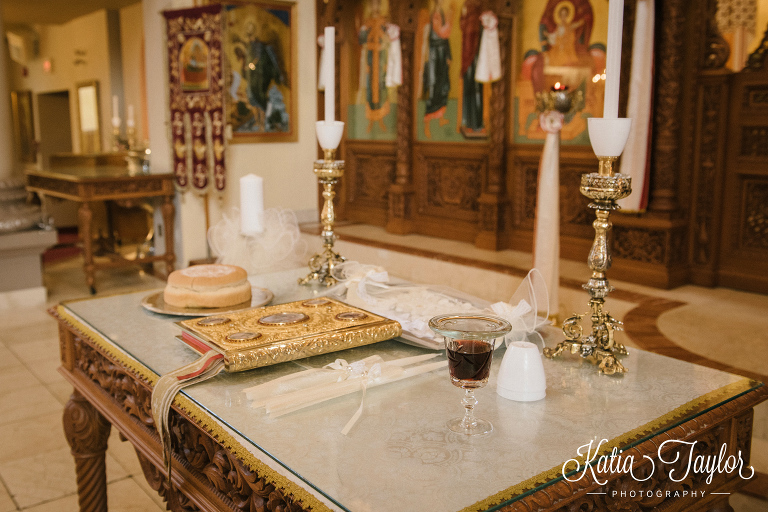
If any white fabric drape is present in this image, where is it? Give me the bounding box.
[716,0,757,70]
[475,11,502,83]
[385,24,403,87]
[618,0,654,212]
[533,112,563,318]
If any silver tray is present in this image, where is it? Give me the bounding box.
[141,287,274,317]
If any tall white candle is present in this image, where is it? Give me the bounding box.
[603,0,624,119]
[111,95,121,128]
[240,174,264,235]
[126,105,135,128]
[324,26,335,122]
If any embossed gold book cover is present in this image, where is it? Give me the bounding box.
[176,297,402,372]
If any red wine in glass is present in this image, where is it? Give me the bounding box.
[446,339,494,388]
[430,314,511,436]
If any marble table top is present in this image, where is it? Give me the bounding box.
[60,268,757,512]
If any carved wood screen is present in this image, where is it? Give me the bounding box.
[718,66,768,293]
[317,0,768,293]
[319,0,514,250]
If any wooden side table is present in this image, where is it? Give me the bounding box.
[26,166,175,293]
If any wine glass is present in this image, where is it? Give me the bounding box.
[429,314,511,436]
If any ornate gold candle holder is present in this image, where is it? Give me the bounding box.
[112,125,122,152]
[299,148,346,287]
[127,125,136,151]
[544,118,632,375]
[534,85,583,116]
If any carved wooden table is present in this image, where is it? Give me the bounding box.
[53,272,767,512]
[26,166,175,293]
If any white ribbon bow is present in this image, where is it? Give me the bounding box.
[324,358,383,434]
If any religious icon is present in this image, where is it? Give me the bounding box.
[224,2,296,142]
[459,0,484,137]
[415,0,498,143]
[421,0,454,139]
[534,0,594,91]
[347,0,402,141]
[359,0,390,132]
[515,0,607,144]
[180,37,210,91]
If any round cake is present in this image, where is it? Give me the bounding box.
[164,264,251,308]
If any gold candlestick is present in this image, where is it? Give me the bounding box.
[543,156,632,375]
[299,148,346,287]
[127,125,136,150]
[112,126,122,152]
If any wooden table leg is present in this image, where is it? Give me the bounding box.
[161,195,175,274]
[63,390,111,512]
[78,201,96,294]
[706,495,735,512]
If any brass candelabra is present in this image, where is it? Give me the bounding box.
[299,148,346,287]
[543,155,632,375]
[112,125,122,152]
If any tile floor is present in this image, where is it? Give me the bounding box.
[0,260,167,512]
[0,229,766,511]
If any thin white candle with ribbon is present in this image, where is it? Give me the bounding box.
[244,353,447,435]
[240,174,264,235]
[323,26,335,122]
[603,0,625,118]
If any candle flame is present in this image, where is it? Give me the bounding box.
[554,82,561,90]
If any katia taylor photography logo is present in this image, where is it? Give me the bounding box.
[562,438,755,489]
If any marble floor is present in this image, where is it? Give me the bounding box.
[0,228,766,511]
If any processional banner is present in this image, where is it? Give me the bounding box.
[164,5,227,194]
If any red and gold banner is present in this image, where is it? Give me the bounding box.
[164,5,227,194]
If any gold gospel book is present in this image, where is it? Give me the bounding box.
[176,297,402,372]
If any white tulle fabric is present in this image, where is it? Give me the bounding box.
[207,208,306,275]
[328,262,550,350]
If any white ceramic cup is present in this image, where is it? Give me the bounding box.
[496,341,546,402]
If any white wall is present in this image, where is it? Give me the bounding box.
[120,3,146,144]
[0,7,15,180]
[142,0,319,266]
[10,10,114,154]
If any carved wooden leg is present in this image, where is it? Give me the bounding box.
[78,202,96,294]
[706,496,734,512]
[63,390,111,512]
[161,195,176,274]
[135,450,200,512]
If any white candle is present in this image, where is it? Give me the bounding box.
[603,0,624,119]
[126,105,135,128]
[111,95,121,128]
[323,26,335,122]
[240,174,264,235]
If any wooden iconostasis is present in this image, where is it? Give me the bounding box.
[317,0,768,293]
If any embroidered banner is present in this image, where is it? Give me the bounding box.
[164,5,227,194]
